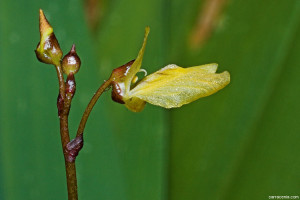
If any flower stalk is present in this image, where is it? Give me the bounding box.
[76,78,112,137]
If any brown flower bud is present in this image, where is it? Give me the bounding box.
[111,82,125,104]
[111,60,135,104]
[35,9,63,65]
[62,44,81,75]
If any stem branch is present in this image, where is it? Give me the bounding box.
[56,63,112,199]
[76,79,112,137]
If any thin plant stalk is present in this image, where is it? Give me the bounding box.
[76,78,112,137]
[55,64,78,200]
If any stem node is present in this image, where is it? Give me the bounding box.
[65,134,84,163]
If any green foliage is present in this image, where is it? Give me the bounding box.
[0,0,299,199]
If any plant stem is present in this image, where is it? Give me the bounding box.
[65,161,78,200]
[55,64,66,100]
[76,78,112,137]
[60,114,78,200]
[56,64,112,199]
[55,64,79,200]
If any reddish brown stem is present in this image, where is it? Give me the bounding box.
[76,78,112,137]
[60,114,78,200]
[65,162,78,200]
[55,64,79,200]
[55,64,66,103]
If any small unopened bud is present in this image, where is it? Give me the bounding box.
[35,9,63,65]
[62,44,81,75]
[111,60,135,104]
[111,82,125,104]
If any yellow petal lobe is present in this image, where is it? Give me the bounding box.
[124,27,150,93]
[124,97,146,112]
[128,63,230,108]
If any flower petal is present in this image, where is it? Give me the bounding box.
[128,63,230,108]
[124,27,150,93]
[124,97,146,112]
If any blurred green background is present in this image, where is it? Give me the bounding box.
[1,0,300,199]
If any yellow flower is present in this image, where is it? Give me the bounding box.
[111,27,230,112]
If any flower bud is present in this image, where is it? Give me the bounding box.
[111,60,135,104]
[35,9,63,65]
[111,82,125,104]
[62,44,81,75]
